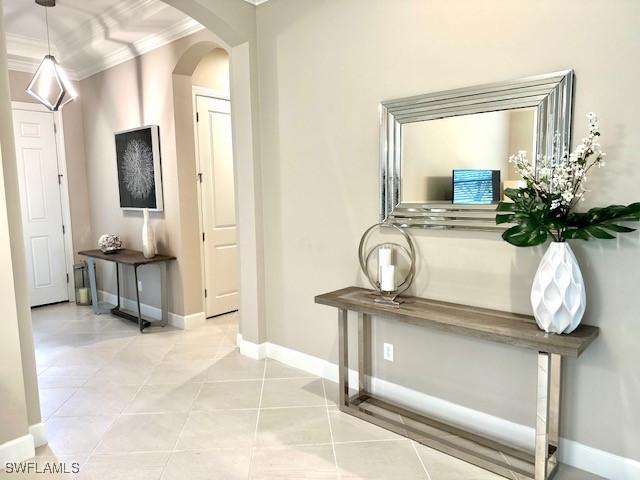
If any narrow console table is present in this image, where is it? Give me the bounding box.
[315,287,599,480]
[79,249,176,332]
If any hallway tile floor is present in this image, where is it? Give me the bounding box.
[2,302,603,479]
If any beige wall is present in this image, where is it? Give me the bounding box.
[256,0,640,460]
[7,69,93,262]
[0,0,35,446]
[192,48,230,94]
[80,30,229,316]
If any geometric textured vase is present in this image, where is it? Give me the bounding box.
[530,242,586,334]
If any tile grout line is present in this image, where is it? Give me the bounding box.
[321,378,341,479]
[246,356,267,479]
[401,410,432,480]
[157,381,205,479]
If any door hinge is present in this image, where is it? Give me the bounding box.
[53,123,57,134]
[196,111,199,122]
[62,224,65,234]
[58,174,63,185]
[204,289,208,298]
[197,172,203,183]
[66,273,69,283]
[202,232,205,242]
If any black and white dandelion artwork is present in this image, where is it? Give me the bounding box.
[115,126,163,210]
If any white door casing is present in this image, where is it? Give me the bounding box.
[195,95,239,317]
[12,107,69,307]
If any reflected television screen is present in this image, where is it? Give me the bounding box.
[452,170,500,205]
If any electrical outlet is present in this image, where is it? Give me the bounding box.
[383,342,394,362]
[138,280,142,292]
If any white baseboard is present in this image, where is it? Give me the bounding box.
[0,434,35,470]
[98,291,205,330]
[236,335,639,479]
[236,333,267,360]
[28,423,47,448]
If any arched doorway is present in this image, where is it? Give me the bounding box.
[164,0,265,349]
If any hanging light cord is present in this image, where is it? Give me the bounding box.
[44,6,51,56]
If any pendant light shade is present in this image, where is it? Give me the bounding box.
[26,55,77,111]
[26,0,77,111]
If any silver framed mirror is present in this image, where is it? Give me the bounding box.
[380,70,574,230]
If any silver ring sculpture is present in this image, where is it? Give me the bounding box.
[358,222,416,306]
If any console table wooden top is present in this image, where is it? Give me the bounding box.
[79,249,176,266]
[315,286,599,357]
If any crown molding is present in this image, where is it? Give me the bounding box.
[4,0,204,81]
[74,16,204,80]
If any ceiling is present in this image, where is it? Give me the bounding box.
[2,0,266,81]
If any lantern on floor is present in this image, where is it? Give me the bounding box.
[73,262,91,306]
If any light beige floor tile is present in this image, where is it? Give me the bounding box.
[145,359,215,385]
[415,444,502,479]
[329,409,404,443]
[54,385,139,416]
[553,465,605,480]
[335,440,427,479]
[38,388,77,418]
[45,416,116,455]
[202,352,266,381]
[162,343,220,362]
[260,378,325,408]
[264,360,317,379]
[193,380,262,410]
[82,452,169,480]
[38,365,100,388]
[176,410,258,449]
[256,407,332,447]
[84,361,155,387]
[322,379,358,408]
[162,449,251,480]
[125,383,201,413]
[250,445,337,479]
[95,412,187,454]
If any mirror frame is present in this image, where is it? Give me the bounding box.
[380,70,574,230]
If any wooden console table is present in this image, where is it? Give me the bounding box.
[315,287,599,480]
[79,249,176,332]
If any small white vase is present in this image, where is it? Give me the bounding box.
[531,242,586,334]
[141,208,157,259]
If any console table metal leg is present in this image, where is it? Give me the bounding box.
[87,258,100,314]
[115,263,121,310]
[133,266,143,332]
[338,309,349,409]
[358,312,371,394]
[535,352,562,480]
[160,262,168,326]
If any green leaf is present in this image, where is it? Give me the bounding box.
[502,223,549,247]
[565,202,640,241]
[496,213,515,224]
[586,226,616,239]
[601,223,636,233]
[496,201,515,212]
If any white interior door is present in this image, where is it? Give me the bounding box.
[196,95,239,317]
[12,108,69,307]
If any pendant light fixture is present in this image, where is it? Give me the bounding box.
[26,0,77,111]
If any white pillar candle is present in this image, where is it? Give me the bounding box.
[378,245,393,268]
[379,265,396,292]
[78,287,89,304]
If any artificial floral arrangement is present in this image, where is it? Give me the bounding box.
[496,112,640,245]
[496,113,640,334]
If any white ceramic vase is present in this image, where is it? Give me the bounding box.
[530,242,586,334]
[141,208,157,259]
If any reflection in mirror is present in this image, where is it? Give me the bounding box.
[401,108,535,205]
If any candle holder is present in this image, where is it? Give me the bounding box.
[358,222,416,307]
